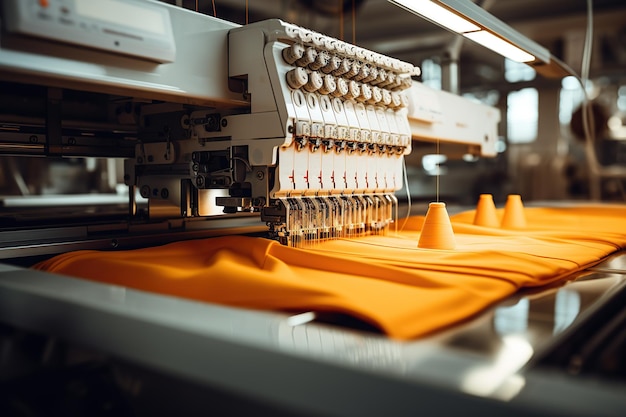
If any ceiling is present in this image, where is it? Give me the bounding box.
[164,0,626,89]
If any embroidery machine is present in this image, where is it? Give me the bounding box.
[0,0,499,251]
[0,1,624,416]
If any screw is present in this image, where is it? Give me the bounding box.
[256,171,265,180]
[68,137,76,145]
[147,155,154,162]
[160,188,169,199]
[29,135,38,143]
[221,118,228,127]
[140,185,150,198]
[111,239,119,248]
[196,176,205,187]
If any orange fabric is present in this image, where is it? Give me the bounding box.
[34,205,626,340]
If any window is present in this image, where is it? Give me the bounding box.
[421,154,447,175]
[463,90,500,106]
[507,88,538,143]
[617,85,626,112]
[421,58,442,90]
[504,58,535,83]
[559,76,585,126]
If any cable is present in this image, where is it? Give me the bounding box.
[551,0,602,200]
[581,0,594,153]
[580,0,626,201]
[400,155,411,232]
[580,0,604,200]
[582,0,594,84]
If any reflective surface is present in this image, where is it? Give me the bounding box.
[0,251,625,416]
[274,269,626,399]
[589,250,626,273]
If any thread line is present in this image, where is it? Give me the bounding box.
[436,139,440,202]
[339,0,344,41]
[352,0,356,44]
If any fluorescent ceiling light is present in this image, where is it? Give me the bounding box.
[464,30,535,63]
[391,0,480,33]
[388,0,570,77]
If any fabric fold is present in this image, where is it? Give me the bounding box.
[34,205,626,340]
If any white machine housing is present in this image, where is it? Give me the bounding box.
[0,0,499,248]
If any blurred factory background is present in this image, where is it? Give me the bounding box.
[1,3,626,416]
[2,0,626,205]
[167,0,626,204]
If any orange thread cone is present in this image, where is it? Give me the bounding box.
[473,194,499,227]
[501,194,526,229]
[418,202,456,250]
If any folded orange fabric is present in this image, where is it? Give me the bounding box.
[34,205,626,340]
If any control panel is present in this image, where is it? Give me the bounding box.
[1,0,176,63]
